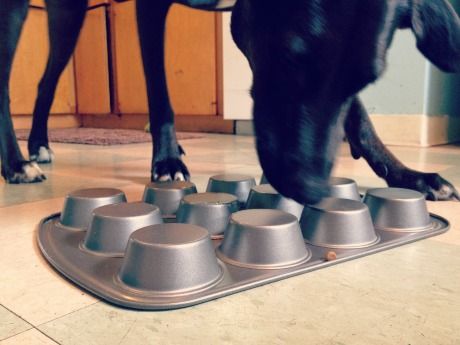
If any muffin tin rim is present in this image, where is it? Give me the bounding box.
[364,187,426,201]
[303,234,381,249]
[215,246,312,270]
[90,201,159,219]
[37,211,449,310]
[305,197,369,214]
[181,192,238,205]
[126,223,213,248]
[230,208,299,228]
[114,261,225,297]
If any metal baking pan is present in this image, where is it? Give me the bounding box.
[37,178,449,310]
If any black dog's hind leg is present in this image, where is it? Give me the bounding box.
[136,0,190,181]
[27,0,87,163]
[0,0,46,183]
[345,97,459,201]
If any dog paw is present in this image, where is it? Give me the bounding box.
[30,146,54,164]
[152,158,190,182]
[6,162,47,184]
[389,171,459,201]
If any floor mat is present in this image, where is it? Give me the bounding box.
[15,128,203,145]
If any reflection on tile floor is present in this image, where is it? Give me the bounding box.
[1,135,460,344]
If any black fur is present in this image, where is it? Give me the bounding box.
[0,0,459,203]
[230,0,460,203]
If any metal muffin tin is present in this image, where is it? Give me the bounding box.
[206,174,256,206]
[176,192,240,239]
[246,184,304,219]
[38,176,449,310]
[142,181,197,220]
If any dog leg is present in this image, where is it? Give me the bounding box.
[0,0,47,183]
[27,0,87,164]
[136,0,190,182]
[345,97,459,201]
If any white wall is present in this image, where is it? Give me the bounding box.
[222,13,253,120]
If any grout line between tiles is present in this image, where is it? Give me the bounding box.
[0,329,32,343]
[35,300,101,329]
[35,327,62,345]
[0,304,34,342]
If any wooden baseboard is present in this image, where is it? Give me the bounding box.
[12,114,82,130]
[81,113,235,133]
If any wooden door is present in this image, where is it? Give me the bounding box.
[10,6,76,115]
[111,1,218,116]
[74,5,112,114]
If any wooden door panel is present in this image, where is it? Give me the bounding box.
[112,1,217,116]
[10,8,76,115]
[74,6,111,114]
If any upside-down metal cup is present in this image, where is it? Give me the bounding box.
[246,184,304,219]
[329,177,361,201]
[118,223,222,294]
[142,181,197,217]
[300,198,379,248]
[260,174,268,185]
[60,188,127,229]
[176,193,240,239]
[363,188,432,232]
[82,202,163,256]
[206,174,256,206]
[217,209,311,269]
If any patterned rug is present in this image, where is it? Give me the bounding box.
[15,128,203,145]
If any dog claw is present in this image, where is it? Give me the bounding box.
[6,162,47,184]
[424,179,460,201]
[151,157,190,183]
[174,172,185,181]
[389,170,459,202]
[158,174,172,182]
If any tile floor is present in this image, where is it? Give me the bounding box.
[1,134,460,345]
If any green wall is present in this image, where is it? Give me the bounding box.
[360,31,426,115]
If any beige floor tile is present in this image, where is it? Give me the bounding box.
[426,201,460,245]
[0,329,58,345]
[0,306,32,341]
[0,198,99,326]
[0,174,133,208]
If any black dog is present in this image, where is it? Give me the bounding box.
[1,0,459,204]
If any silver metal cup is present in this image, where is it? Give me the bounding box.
[206,174,256,205]
[329,177,361,201]
[217,209,311,269]
[246,184,304,219]
[142,181,197,217]
[176,193,240,239]
[363,188,432,232]
[82,202,163,256]
[300,198,379,248]
[260,173,268,185]
[60,188,127,229]
[118,223,222,294]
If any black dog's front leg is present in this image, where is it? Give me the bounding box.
[0,0,46,183]
[27,0,87,163]
[345,97,459,201]
[136,0,190,182]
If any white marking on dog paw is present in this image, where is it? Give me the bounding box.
[9,162,46,183]
[38,146,54,163]
[159,174,172,182]
[174,172,185,181]
[31,146,54,164]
